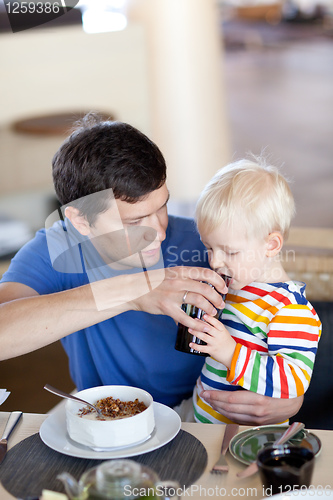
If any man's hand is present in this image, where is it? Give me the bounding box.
[133,266,228,331]
[200,389,304,426]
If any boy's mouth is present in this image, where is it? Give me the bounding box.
[219,273,232,288]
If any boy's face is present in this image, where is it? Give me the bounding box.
[87,183,169,270]
[200,223,272,290]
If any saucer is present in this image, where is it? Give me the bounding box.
[229,425,322,465]
[40,401,181,459]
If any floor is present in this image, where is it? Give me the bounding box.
[222,18,333,229]
[1,16,332,414]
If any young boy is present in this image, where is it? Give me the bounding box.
[189,158,322,424]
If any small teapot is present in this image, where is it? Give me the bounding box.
[58,459,181,500]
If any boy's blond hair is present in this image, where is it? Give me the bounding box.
[196,158,295,240]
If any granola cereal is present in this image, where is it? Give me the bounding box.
[78,396,147,420]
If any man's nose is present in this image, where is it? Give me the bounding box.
[146,215,166,243]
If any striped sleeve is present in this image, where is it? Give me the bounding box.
[226,304,321,398]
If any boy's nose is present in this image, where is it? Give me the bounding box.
[210,251,225,270]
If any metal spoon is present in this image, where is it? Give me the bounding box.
[237,421,305,478]
[44,384,104,418]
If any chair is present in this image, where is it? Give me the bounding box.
[285,226,333,429]
[283,226,333,302]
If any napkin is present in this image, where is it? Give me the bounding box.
[0,389,10,405]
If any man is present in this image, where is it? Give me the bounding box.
[0,115,302,422]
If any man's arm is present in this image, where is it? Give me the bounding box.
[0,281,123,360]
[200,389,304,426]
[0,266,227,360]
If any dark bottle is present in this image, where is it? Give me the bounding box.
[175,303,210,356]
[175,276,231,356]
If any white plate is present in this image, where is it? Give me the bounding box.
[261,489,333,499]
[40,401,181,459]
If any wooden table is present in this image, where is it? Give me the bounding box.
[0,412,332,499]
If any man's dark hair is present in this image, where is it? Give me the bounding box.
[52,113,167,225]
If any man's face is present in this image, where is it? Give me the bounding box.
[87,183,169,270]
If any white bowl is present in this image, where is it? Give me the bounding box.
[65,385,155,448]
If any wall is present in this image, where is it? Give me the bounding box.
[0,23,150,130]
[0,23,150,197]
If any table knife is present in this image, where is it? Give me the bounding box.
[0,411,23,464]
[210,423,239,473]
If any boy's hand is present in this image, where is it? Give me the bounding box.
[188,314,237,367]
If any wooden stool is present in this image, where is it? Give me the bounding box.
[12,111,115,136]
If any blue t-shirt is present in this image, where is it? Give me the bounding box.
[1,215,208,407]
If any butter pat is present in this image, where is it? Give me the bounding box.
[41,490,68,500]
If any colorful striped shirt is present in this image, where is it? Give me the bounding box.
[193,281,322,424]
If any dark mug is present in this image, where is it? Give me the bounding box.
[257,444,315,496]
[174,275,231,356]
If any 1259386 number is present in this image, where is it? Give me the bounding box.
[5,2,62,14]
[279,485,333,496]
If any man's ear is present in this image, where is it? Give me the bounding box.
[64,206,91,236]
[266,232,284,257]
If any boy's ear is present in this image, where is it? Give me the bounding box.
[64,206,91,236]
[266,232,284,257]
